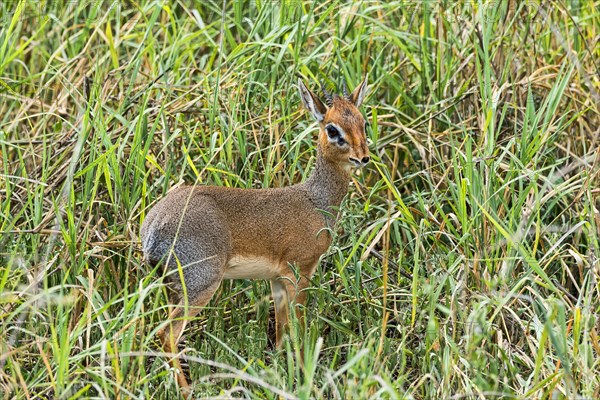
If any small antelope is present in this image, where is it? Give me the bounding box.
[141,76,370,394]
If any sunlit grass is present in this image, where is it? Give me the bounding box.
[1,0,599,398]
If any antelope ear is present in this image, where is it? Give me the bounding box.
[349,74,368,107]
[298,79,328,122]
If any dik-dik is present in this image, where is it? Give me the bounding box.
[141,76,370,393]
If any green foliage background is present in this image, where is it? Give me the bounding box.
[1,0,599,398]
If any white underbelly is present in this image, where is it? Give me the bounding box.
[223,255,280,280]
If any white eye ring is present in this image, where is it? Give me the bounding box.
[325,123,347,146]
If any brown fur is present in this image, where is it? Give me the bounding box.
[140,76,369,397]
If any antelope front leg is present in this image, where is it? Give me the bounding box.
[270,278,290,348]
[270,275,310,349]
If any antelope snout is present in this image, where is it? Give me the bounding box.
[349,156,370,167]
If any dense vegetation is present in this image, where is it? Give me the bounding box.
[1,1,599,398]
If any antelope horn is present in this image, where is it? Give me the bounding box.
[342,78,349,99]
[321,81,334,107]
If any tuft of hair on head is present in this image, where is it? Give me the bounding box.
[299,74,369,122]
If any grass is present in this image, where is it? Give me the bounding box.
[1,0,599,398]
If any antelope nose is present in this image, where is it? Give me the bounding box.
[349,156,370,167]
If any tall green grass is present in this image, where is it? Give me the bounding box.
[1,0,599,398]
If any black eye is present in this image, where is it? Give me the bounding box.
[326,125,339,139]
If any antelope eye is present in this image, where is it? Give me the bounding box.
[326,125,339,139]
